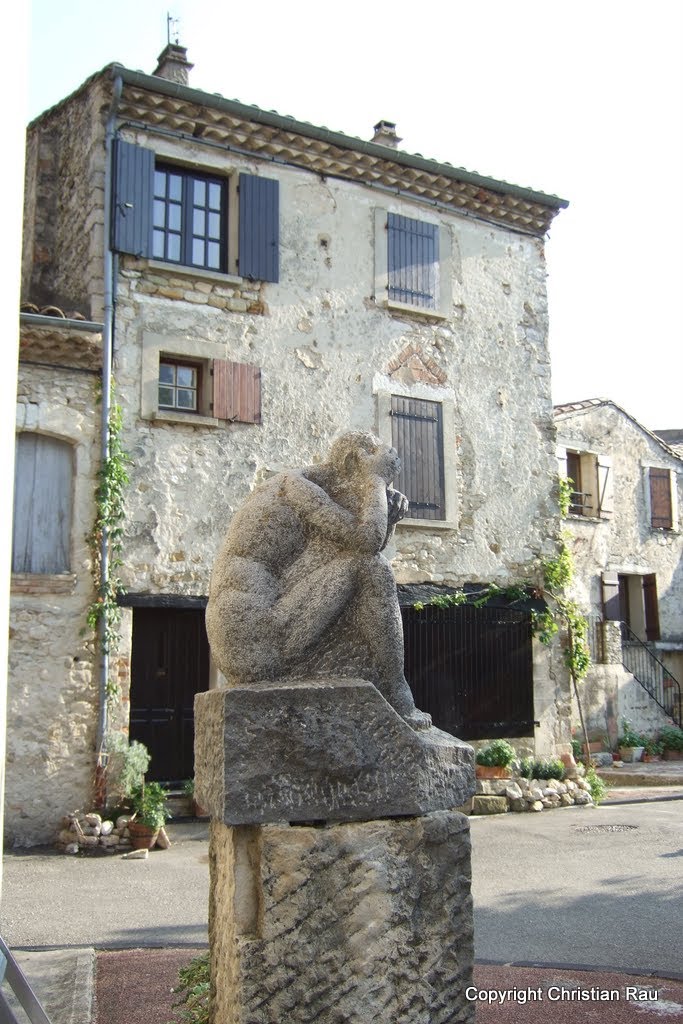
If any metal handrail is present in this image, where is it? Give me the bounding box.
[0,937,52,1024]
[620,623,682,727]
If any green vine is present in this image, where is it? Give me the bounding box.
[84,384,131,701]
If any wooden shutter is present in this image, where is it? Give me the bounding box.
[601,571,621,621]
[643,574,661,641]
[387,214,439,309]
[111,139,154,257]
[556,445,568,480]
[212,360,262,423]
[12,434,72,573]
[390,396,445,520]
[649,468,672,528]
[238,174,279,282]
[597,454,614,518]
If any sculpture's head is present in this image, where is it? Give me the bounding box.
[328,431,401,485]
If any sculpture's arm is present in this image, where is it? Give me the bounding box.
[284,473,387,553]
[381,488,410,550]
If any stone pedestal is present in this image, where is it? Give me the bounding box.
[196,679,476,1024]
[209,813,474,1024]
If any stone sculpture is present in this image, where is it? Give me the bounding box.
[206,430,430,728]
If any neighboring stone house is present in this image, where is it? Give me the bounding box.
[554,399,683,746]
[11,44,569,844]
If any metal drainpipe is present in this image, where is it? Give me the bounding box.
[96,74,123,791]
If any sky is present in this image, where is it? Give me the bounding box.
[26,0,683,429]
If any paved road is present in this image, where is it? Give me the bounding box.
[2,802,682,976]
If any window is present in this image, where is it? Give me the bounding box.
[112,140,279,282]
[153,167,226,271]
[12,433,72,573]
[648,467,675,529]
[142,332,262,425]
[374,209,451,318]
[557,446,613,519]
[158,360,200,412]
[388,213,439,310]
[390,396,445,521]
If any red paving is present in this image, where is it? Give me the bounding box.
[95,949,683,1023]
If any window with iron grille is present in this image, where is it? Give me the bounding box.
[387,213,439,310]
[390,395,445,520]
[557,446,613,519]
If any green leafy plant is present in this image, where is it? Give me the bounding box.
[618,720,646,748]
[571,738,583,760]
[475,739,516,768]
[558,476,573,518]
[182,778,195,798]
[585,765,606,806]
[519,757,565,781]
[84,387,131,700]
[644,738,664,756]
[129,780,170,829]
[106,735,151,802]
[659,726,683,752]
[170,952,210,1024]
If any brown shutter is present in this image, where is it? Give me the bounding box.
[649,468,672,528]
[212,360,262,424]
[643,574,661,641]
[602,572,620,621]
[390,395,445,521]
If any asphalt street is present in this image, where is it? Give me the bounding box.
[1,802,682,977]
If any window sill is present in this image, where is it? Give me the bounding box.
[565,514,605,523]
[146,260,243,287]
[381,298,448,322]
[11,573,76,595]
[150,410,222,428]
[397,518,455,531]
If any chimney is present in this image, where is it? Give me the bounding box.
[371,120,402,149]
[152,43,194,86]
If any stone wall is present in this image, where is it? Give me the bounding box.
[7,358,100,846]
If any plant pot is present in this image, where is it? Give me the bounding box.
[475,765,511,779]
[663,749,683,761]
[642,754,662,763]
[619,746,644,763]
[128,820,161,850]
[192,799,209,819]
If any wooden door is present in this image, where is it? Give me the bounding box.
[129,608,209,783]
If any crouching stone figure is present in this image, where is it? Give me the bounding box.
[206,431,431,729]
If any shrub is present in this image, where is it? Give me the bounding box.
[170,952,209,1024]
[618,720,647,749]
[571,738,582,760]
[475,739,516,768]
[585,765,606,806]
[519,757,566,781]
[659,726,683,752]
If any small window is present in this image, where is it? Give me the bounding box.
[649,468,673,529]
[12,434,72,573]
[158,360,200,412]
[390,395,445,520]
[153,166,226,272]
[387,213,439,311]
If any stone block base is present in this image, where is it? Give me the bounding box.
[471,794,508,815]
[209,811,475,1024]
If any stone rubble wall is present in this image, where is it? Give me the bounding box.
[471,775,593,814]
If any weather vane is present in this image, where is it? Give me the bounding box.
[167,12,180,45]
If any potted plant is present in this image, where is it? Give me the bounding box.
[642,738,664,762]
[660,726,683,761]
[618,720,646,763]
[182,778,208,819]
[475,739,516,779]
[127,780,170,849]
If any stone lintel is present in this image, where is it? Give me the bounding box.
[194,678,474,825]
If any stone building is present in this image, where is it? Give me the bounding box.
[11,45,569,845]
[555,399,683,745]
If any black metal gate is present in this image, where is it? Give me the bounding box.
[402,603,534,739]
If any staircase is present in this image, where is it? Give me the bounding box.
[620,623,682,727]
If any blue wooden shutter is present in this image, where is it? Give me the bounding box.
[390,396,445,520]
[112,139,154,257]
[12,434,72,573]
[387,214,438,309]
[238,174,279,282]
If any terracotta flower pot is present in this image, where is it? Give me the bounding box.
[475,765,511,779]
[663,749,683,761]
[128,820,161,850]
